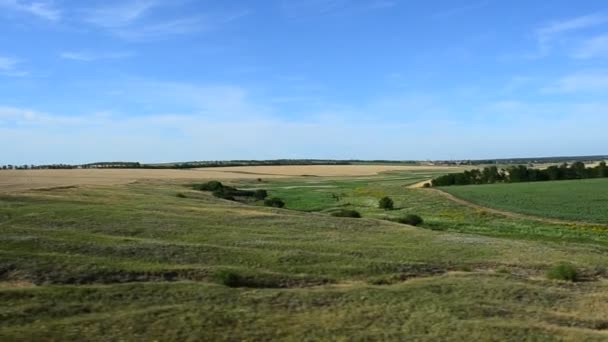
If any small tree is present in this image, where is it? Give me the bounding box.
[378,196,394,210]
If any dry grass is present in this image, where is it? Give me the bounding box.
[194,164,461,176]
[0,165,459,192]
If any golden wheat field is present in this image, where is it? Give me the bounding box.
[0,165,460,192]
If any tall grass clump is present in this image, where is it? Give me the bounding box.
[546,263,579,282]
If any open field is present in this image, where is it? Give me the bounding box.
[0,165,463,193]
[440,179,608,224]
[2,168,608,340]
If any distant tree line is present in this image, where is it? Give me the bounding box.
[0,162,142,170]
[432,162,608,186]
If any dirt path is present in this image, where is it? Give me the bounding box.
[428,188,608,228]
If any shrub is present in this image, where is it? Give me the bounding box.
[193,181,224,192]
[330,209,361,218]
[378,196,394,210]
[176,193,187,198]
[422,182,431,188]
[397,214,424,226]
[264,198,285,208]
[213,190,235,201]
[214,270,244,287]
[254,189,268,200]
[547,263,579,282]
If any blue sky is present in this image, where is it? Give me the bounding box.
[1,0,608,164]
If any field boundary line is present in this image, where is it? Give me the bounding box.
[428,188,608,228]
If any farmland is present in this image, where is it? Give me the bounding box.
[1,166,608,340]
[0,165,459,193]
[440,178,608,224]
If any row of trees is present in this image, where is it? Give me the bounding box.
[0,163,142,170]
[432,162,608,186]
[0,160,354,170]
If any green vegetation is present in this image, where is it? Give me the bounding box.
[378,196,394,210]
[397,214,424,226]
[547,263,579,282]
[329,209,361,218]
[2,169,608,340]
[193,181,268,202]
[432,162,608,186]
[440,178,608,224]
[264,197,285,208]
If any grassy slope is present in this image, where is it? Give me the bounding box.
[1,178,608,340]
[257,173,608,245]
[439,179,608,224]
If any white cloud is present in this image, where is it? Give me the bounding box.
[2,102,608,164]
[431,1,488,19]
[0,56,19,71]
[112,17,208,41]
[0,0,61,21]
[81,1,249,41]
[532,13,608,58]
[280,0,394,20]
[83,0,158,28]
[537,13,608,41]
[572,34,608,59]
[0,55,28,77]
[542,70,608,94]
[59,51,134,62]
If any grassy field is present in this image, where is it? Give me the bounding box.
[439,179,608,224]
[1,169,608,340]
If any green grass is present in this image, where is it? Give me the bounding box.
[1,174,608,340]
[440,178,608,224]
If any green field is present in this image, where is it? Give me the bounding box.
[1,172,608,340]
[440,178,608,224]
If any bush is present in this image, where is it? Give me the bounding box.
[330,209,361,218]
[214,270,244,287]
[547,263,579,282]
[193,181,224,192]
[422,182,431,188]
[254,189,268,200]
[397,214,424,226]
[176,193,187,198]
[378,196,394,210]
[264,198,285,208]
[213,190,235,201]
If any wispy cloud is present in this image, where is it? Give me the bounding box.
[532,13,608,58]
[280,0,395,20]
[431,1,488,19]
[3,97,608,164]
[60,51,135,62]
[83,0,159,29]
[572,34,608,59]
[81,1,249,41]
[0,0,61,21]
[0,55,28,77]
[542,70,608,94]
